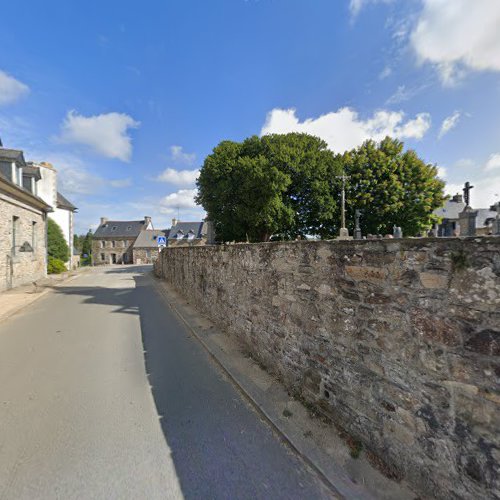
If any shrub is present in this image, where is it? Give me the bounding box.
[48,256,67,274]
[48,219,69,262]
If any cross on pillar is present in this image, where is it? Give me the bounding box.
[463,181,474,207]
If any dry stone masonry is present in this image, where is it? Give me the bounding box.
[155,238,500,499]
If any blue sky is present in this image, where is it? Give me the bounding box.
[1,0,499,233]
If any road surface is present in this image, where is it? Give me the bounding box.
[0,266,332,499]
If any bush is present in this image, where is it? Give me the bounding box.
[81,256,92,266]
[48,256,67,274]
[48,219,69,262]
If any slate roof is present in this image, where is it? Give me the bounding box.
[57,191,77,211]
[0,148,26,165]
[435,199,497,229]
[93,220,146,238]
[169,221,205,239]
[0,169,52,211]
[476,208,497,229]
[434,198,466,220]
[133,229,170,248]
[22,165,42,180]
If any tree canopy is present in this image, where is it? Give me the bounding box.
[340,137,445,236]
[196,133,340,241]
[47,219,69,262]
[196,134,445,241]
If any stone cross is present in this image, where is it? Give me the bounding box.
[354,209,362,240]
[336,173,351,239]
[463,181,474,207]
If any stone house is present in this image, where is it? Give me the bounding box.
[132,229,169,264]
[168,219,214,247]
[92,217,153,265]
[0,144,52,291]
[435,194,498,236]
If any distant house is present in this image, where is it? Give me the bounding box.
[435,194,497,236]
[0,143,52,291]
[435,194,465,236]
[92,216,153,265]
[168,219,214,247]
[31,162,77,269]
[133,229,170,264]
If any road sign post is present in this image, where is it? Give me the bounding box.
[157,235,167,252]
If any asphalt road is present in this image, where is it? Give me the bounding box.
[0,266,332,500]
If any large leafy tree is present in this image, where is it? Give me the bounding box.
[196,133,340,241]
[339,137,445,236]
[47,219,69,262]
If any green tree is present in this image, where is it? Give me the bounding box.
[339,137,445,236]
[81,230,93,257]
[47,219,69,262]
[196,133,340,241]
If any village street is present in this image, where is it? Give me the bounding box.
[0,266,331,500]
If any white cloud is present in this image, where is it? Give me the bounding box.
[59,110,139,161]
[438,111,461,139]
[31,153,132,195]
[0,70,29,106]
[156,167,199,186]
[109,178,132,188]
[159,188,198,214]
[440,153,500,209]
[379,66,392,79]
[170,145,196,165]
[261,107,431,153]
[437,166,447,179]
[445,176,500,208]
[485,153,500,172]
[411,0,500,85]
[349,0,393,18]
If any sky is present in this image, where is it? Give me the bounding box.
[0,0,499,233]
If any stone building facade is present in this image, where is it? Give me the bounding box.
[0,146,52,291]
[92,217,153,265]
[155,238,500,500]
[132,229,169,264]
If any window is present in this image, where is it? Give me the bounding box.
[146,250,151,258]
[112,241,116,248]
[100,240,105,248]
[12,216,19,255]
[112,226,117,231]
[32,221,36,250]
[101,253,105,261]
[126,226,132,231]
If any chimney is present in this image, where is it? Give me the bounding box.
[144,216,152,228]
[452,193,463,203]
[100,217,108,226]
[171,217,178,228]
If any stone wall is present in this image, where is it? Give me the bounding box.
[0,193,47,291]
[155,238,500,499]
[133,248,158,264]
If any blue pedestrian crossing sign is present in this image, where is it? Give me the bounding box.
[157,235,167,246]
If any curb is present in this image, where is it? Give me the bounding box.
[151,275,374,500]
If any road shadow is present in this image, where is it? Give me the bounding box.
[134,272,331,500]
[53,286,140,315]
[54,268,329,499]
